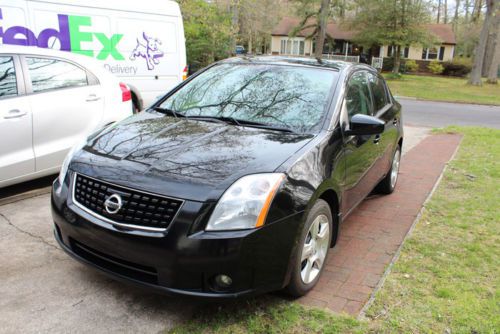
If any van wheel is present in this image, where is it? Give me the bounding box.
[286,199,332,297]
[376,145,401,194]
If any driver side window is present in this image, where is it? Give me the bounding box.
[345,71,372,120]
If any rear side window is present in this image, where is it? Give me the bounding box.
[345,71,372,119]
[26,57,88,93]
[0,56,18,99]
[367,73,388,112]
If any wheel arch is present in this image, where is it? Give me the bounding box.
[318,189,341,247]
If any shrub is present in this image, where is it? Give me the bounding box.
[428,60,444,75]
[405,59,419,72]
[442,61,472,77]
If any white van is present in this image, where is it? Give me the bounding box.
[0,0,187,111]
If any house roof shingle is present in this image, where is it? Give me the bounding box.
[272,17,456,45]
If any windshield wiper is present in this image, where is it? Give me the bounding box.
[151,110,296,133]
[152,107,186,119]
[189,116,296,133]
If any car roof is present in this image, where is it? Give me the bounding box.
[218,55,374,72]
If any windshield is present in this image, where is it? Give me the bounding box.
[158,64,338,133]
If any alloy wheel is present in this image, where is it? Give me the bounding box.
[300,214,330,284]
[390,149,401,189]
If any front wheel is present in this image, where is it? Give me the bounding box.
[376,146,401,194]
[286,199,332,297]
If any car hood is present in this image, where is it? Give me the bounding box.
[71,111,314,202]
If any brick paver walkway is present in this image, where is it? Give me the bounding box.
[299,134,462,315]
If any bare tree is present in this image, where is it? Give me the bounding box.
[444,0,449,23]
[315,0,331,59]
[438,0,442,23]
[465,0,471,21]
[487,6,500,83]
[469,0,496,85]
[472,0,484,22]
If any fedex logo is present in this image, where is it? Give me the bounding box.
[0,8,124,60]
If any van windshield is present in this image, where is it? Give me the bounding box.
[158,64,338,133]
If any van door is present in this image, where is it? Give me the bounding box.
[22,55,105,172]
[0,55,34,183]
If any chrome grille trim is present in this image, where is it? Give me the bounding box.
[71,173,184,232]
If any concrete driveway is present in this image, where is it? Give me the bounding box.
[0,126,428,333]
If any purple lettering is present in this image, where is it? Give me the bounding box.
[3,26,37,46]
[37,14,70,51]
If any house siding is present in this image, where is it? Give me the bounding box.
[271,36,454,62]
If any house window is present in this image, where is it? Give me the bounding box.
[422,47,439,60]
[388,46,409,58]
[280,38,305,55]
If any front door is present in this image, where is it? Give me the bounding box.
[0,55,34,184]
[341,71,382,215]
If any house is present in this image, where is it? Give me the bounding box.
[270,17,456,63]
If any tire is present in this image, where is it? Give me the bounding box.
[376,145,401,195]
[286,199,333,297]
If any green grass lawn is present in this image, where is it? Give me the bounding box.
[167,127,500,334]
[384,74,500,105]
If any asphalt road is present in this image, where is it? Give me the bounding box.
[400,98,500,129]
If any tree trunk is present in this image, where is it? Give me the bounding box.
[483,12,499,75]
[437,0,442,23]
[469,0,495,85]
[472,0,483,22]
[315,0,331,60]
[487,11,500,83]
[248,32,253,55]
[465,0,471,22]
[454,0,460,21]
[392,45,402,74]
[444,0,448,23]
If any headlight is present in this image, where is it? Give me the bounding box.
[57,138,87,187]
[205,173,285,231]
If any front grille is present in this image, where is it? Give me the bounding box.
[73,173,183,230]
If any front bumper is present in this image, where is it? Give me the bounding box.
[51,173,303,298]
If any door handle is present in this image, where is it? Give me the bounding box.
[393,118,398,126]
[4,109,27,119]
[86,94,102,102]
[373,134,381,144]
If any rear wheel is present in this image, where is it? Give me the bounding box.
[376,145,401,194]
[287,199,332,297]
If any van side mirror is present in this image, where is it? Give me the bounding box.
[345,114,385,136]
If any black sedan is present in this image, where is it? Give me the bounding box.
[52,57,403,298]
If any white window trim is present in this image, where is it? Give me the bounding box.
[422,46,441,61]
[280,37,306,56]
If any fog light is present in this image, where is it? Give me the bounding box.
[215,274,232,288]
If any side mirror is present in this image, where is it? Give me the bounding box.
[345,114,385,136]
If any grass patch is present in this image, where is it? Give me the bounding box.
[383,74,500,105]
[167,127,500,334]
[166,296,367,334]
[367,126,500,333]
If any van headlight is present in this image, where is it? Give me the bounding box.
[57,138,87,187]
[205,173,285,231]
